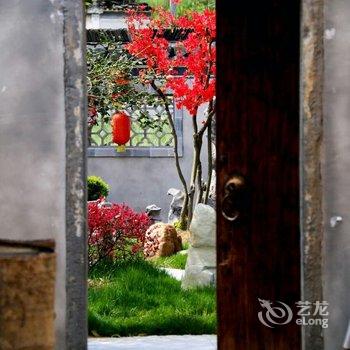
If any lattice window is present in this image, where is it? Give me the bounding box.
[88,97,183,158]
[90,101,174,148]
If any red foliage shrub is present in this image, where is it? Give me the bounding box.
[88,198,151,267]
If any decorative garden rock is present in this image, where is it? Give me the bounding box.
[190,204,216,248]
[181,265,216,289]
[144,223,182,258]
[182,204,216,289]
[145,204,162,222]
[207,162,216,209]
[167,188,185,223]
[207,130,217,209]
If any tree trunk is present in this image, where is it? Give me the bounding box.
[0,240,56,350]
[150,81,189,228]
[206,110,216,207]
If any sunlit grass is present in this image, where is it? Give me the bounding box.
[150,252,188,269]
[88,259,216,336]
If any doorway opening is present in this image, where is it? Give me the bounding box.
[85,0,217,348]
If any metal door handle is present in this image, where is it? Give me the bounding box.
[222,174,246,222]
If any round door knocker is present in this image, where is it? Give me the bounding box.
[221,174,246,222]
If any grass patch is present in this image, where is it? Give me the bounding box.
[88,259,216,337]
[182,241,190,250]
[151,252,188,269]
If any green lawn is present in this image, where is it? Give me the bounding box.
[88,259,216,337]
[150,252,188,269]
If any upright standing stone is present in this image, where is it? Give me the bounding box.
[182,204,216,289]
[167,188,185,223]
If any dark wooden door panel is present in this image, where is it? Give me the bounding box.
[217,2,301,349]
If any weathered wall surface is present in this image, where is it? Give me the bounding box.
[323,1,350,348]
[88,107,209,221]
[0,1,66,348]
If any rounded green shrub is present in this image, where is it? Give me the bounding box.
[87,176,110,201]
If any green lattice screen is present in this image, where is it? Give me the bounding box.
[89,101,175,148]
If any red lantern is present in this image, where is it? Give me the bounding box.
[111,112,131,152]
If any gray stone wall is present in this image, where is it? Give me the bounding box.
[88,106,209,222]
[323,1,350,348]
[0,1,66,348]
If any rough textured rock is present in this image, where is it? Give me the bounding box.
[182,246,216,289]
[167,188,185,223]
[182,265,216,289]
[186,246,216,267]
[207,167,216,209]
[182,204,216,289]
[190,204,216,248]
[145,204,162,222]
[144,223,182,258]
[207,140,216,209]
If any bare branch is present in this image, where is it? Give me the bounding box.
[150,80,189,227]
[204,100,214,204]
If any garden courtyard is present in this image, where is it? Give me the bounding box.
[86,0,217,346]
[3,0,346,348]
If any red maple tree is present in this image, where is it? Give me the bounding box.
[126,6,216,228]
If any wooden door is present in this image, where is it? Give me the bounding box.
[217,1,301,349]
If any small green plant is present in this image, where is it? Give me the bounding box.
[173,220,187,231]
[87,176,110,201]
[85,0,94,7]
[182,241,190,250]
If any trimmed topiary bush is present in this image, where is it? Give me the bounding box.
[87,176,110,201]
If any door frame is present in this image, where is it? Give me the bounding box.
[300,0,324,349]
[63,1,88,349]
[62,0,325,349]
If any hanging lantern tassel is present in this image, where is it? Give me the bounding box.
[111,112,131,153]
